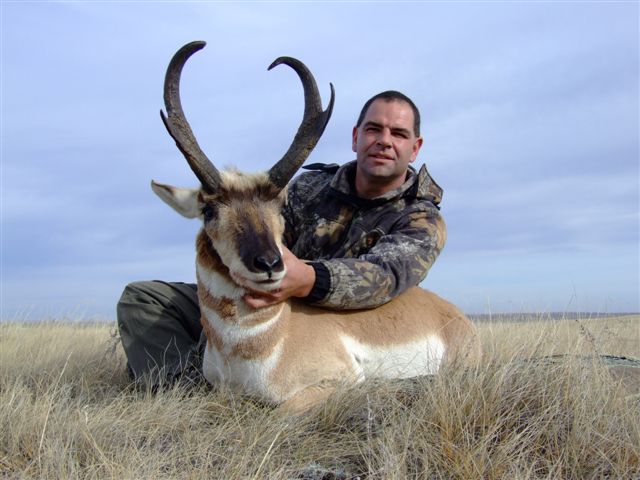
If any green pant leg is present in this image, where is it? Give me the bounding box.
[117,280,202,384]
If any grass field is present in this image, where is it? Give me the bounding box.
[1,315,638,479]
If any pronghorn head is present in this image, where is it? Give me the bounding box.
[151,41,334,293]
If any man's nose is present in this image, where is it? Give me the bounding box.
[376,128,392,147]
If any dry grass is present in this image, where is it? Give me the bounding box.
[1,315,638,479]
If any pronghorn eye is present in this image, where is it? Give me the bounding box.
[202,204,216,222]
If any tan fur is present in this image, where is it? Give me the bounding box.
[237,304,284,328]
[153,169,481,413]
[200,314,223,351]
[197,283,236,321]
[229,319,286,360]
[196,231,228,274]
[219,170,272,193]
[271,289,479,396]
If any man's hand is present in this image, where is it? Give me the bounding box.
[244,246,316,309]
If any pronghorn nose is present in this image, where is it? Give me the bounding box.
[253,254,283,273]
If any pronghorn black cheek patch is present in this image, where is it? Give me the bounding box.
[196,230,229,275]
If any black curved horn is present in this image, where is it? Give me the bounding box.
[267,57,335,190]
[160,41,222,193]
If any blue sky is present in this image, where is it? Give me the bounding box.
[2,1,638,320]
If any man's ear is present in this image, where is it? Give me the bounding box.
[150,180,201,219]
[411,136,424,162]
[351,126,359,153]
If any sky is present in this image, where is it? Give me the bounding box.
[1,1,638,321]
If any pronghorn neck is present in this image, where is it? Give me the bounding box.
[195,230,285,350]
[195,229,241,306]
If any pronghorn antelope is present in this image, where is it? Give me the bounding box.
[152,41,480,412]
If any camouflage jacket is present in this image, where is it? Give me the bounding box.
[282,160,446,310]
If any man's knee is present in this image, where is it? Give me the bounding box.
[117,281,169,327]
[116,280,201,346]
[118,280,163,306]
[117,282,164,352]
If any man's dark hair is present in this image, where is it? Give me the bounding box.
[355,90,421,137]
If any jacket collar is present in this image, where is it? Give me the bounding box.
[328,160,443,209]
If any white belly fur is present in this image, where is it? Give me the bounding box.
[339,334,445,379]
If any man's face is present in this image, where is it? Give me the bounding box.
[352,99,423,193]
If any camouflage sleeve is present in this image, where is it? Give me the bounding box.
[312,207,447,310]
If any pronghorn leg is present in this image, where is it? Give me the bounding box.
[279,385,336,414]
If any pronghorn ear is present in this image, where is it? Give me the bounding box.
[151,180,201,219]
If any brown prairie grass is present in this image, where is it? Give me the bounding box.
[1,315,638,479]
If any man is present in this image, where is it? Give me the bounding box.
[118,90,446,385]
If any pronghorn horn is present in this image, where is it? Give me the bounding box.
[267,57,335,190]
[160,41,222,194]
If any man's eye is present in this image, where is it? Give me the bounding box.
[202,205,216,222]
[391,130,409,138]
